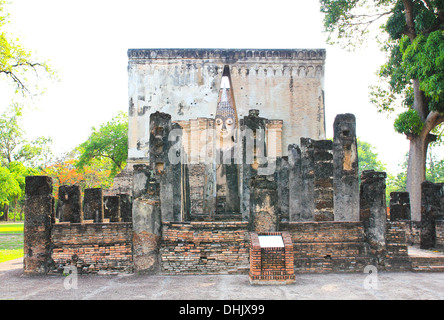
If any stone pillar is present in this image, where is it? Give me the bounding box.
[420,181,443,249]
[24,176,54,274]
[57,185,82,223]
[333,113,359,221]
[276,156,289,222]
[132,164,151,199]
[118,193,132,222]
[149,111,173,222]
[250,175,278,232]
[390,192,411,221]
[300,138,315,221]
[314,140,334,221]
[104,195,121,222]
[360,170,387,257]
[171,122,185,221]
[266,119,283,159]
[132,178,162,274]
[241,110,267,222]
[288,144,302,221]
[83,188,104,223]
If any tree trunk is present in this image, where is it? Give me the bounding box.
[406,127,439,221]
[406,136,428,221]
[1,204,9,221]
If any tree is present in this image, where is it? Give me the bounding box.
[41,158,113,200]
[77,111,128,177]
[320,0,444,220]
[0,0,54,96]
[0,165,20,220]
[357,138,387,176]
[6,161,38,220]
[0,103,54,168]
[357,139,396,205]
[426,145,444,183]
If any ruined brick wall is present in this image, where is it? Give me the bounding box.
[160,221,250,274]
[127,49,326,161]
[51,222,133,273]
[279,221,374,273]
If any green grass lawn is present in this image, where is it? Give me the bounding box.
[0,222,24,263]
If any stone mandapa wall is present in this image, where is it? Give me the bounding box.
[160,221,250,274]
[51,222,133,274]
[127,48,326,161]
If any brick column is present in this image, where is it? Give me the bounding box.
[24,176,54,274]
[360,170,387,258]
[83,188,104,223]
[282,232,295,279]
[249,175,278,232]
[249,233,261,280]
[420,181,443,249]
[57,184,82,223]
[333,113,359,221]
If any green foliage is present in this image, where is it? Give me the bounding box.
[321,0,444,131]
[0,104,54,168]
[426,146,444,183]
[400,31,444,109]
[77,111,128,177]
[384,0,443,39]
[320,0,394,48]
[0,104,51,219]
[0,165,20,207]
[393,109,424,136]
[357,138,386,176]
[0,0,55,96]
[0,161,38,219]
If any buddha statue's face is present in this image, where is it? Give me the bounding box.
[215,115,235,141]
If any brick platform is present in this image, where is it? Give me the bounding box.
[249,232,295,285]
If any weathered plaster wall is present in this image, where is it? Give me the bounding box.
[127,49,326,161]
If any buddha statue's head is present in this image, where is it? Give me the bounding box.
[215,66,237,148]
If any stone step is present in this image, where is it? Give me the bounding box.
[410,256,444,272]
[412,265,444,273]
